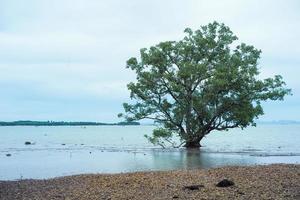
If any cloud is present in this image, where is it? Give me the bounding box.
[0,0,299,121]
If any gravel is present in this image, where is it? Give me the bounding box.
[0,164,299,200]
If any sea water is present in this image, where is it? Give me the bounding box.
[0,125,299,180]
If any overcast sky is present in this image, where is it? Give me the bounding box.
[0,0,299,122]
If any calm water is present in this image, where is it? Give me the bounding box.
[0,125,299,180]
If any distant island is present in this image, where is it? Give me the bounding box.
[0,120,140,126]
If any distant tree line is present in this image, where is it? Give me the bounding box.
[0,120,140,126]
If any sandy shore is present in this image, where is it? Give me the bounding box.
[0,164,299,200]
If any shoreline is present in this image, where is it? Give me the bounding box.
[1,164,299,199]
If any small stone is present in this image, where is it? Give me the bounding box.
[24,141,31,145]
[62,143,66,145]
[216,179,234,187]
[183,184,204,190]
[172,195,179,198]
[6,153,11,157]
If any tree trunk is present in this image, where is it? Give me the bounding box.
[183,136,203,149]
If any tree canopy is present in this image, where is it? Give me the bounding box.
[119,22,291,148]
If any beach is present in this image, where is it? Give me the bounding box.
[1,164,299,200]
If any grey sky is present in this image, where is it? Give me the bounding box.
[0,0,299,122]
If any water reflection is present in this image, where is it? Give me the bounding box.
[149,149,256,171]
[1,147,299,180]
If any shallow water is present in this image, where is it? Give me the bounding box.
[0,125,299,180]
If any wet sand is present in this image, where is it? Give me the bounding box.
[0,164,299,200]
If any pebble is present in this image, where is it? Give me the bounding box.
[0,164,298,200]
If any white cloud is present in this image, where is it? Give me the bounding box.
[0,0,299,121]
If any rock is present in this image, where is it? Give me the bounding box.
[6,153,11,157]
[172,195,179,198]
[62,143,66,145]
[216,179,234,187]
[183,184,204,190]
[24,141,31,145]
[237,191,245,195]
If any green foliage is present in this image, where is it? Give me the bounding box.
[144,128,183,148]
[120,22,291,148]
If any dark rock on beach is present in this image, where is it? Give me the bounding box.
[24,141,31,145]
[216,179,235,187]
[183,184,204,190]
